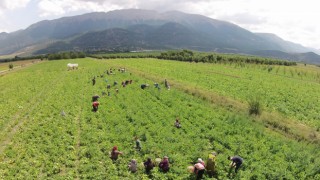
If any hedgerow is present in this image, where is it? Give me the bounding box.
[91,50,297,66]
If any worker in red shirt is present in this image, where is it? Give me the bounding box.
[92,101,99,112]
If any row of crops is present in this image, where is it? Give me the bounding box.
[0,58,319,179]
[106,58,320,129]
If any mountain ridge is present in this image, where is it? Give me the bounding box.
[1,9,319,64]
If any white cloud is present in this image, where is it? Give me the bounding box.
[36,0,222,17]
[0,0,31,33]
[38,0,131,17]
[38,0,66,17]
[0,0,30,10]
[188,0,320,48]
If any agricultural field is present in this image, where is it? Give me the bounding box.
[0,58,319,179]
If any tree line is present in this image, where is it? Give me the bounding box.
[1,50,297,66]
[0,51,86,63]
[91,50,297,66]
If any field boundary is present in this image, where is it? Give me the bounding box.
[0,60,43,76]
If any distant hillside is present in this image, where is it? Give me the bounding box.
[0,32,9,40]
[1,9,320,64]
[255,33,320,54]
[249,50,320,64]
[36,23,216,54]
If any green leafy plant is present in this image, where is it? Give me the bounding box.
[248,97,262,115]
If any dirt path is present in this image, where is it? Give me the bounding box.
[0,60,43,76]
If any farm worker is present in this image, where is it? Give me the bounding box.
[194,159,205,180]
[174,118,181,128]
[154,83,161,90]
[61,110,66,116]
[92,77,96,86]
[206,152,217,177]
[128,159,138,173]
[92,101,99,112]
[108,91,111,96]
[155,158,162,165]
[92,94,100,102]
[135,137,142,151]
[198,158,205,167]
[164,79,170,90]
[159,156,170,172]
[228,155,243,173]
[141,84,149,89]
[107,84,111,89]
[114,81,118,86]
[144,157,155,173]
[187,166,195,173]
[110,146,123,161]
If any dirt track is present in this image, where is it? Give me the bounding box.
[0,60,43,75]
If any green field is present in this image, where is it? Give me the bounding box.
[0,58,319,179]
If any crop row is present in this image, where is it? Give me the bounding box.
[105,58,320,128]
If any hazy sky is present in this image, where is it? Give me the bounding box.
[0,0,319,49]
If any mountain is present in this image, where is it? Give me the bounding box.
[0,32,9,40]
[249,50,320,65]
[255,33,320,54]
[1,9,320,64]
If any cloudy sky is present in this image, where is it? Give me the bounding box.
[0,0,319,49]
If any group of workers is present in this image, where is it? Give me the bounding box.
[110,144,171,174]
[191,153,243,179]
[109,136,170,173]
[89,67,244,178]
[141,79,170,90]
[90,67,171,112]
[110,141,242,179]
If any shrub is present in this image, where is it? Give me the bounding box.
[248,97,262,115]
[8,63,13,70]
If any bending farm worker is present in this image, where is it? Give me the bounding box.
[135,137,142,151]
[206,152,217,177]
[140,84,149,89]
[144,157,155,173]
[164,79,170,90]
[228,155,243,173]
[92,101,99,112]
[92,77,96,86]
[110,146,123,161]
[128,159,138,173]
[159,156,170,173]
[92,94,100,102]
[174,118,181,128]
[194,158,205,180]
